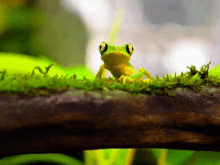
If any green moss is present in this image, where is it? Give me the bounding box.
[0,61,219,97]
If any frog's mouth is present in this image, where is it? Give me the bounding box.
[101,52,130,65]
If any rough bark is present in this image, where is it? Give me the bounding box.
[1,86,220,156]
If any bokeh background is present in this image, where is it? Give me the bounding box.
[1,0,220,165]
[0,0,218,78]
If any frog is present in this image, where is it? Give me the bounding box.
[96,42,152,84]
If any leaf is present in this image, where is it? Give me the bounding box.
[0,153,83,165]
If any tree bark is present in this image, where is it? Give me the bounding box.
[1,86,220,156]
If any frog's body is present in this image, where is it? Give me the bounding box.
[96,42,152,83]
[104,62,139,78]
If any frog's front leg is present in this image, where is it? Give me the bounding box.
[95,64,106,79]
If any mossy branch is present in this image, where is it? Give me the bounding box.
[0,62,220,156]
[1,86,220,156]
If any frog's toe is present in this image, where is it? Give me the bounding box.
[143,78,152,83]
[119,75,133,84]
[118,75,125,81]
[110,77,116,81]
[123,78,131,84]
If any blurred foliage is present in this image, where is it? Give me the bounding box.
[0,153,83,165]
[0,0,92,79]
[0,52,94,79]
[0,0,88,67]
[32,0,88,66]
[0,0,43,56]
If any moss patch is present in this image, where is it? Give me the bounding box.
[0,61,219,97]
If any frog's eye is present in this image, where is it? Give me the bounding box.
[99,42,108,53]
[126,44,134,55]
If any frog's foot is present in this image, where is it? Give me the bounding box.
[118,75,133,84]
[110,77,117,81]
[143,78,152,83]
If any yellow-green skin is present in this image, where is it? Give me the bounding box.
[96,42,152,84]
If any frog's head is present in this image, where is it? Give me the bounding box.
[98,42,134,65]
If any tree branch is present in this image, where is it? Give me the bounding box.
[1,86,220,156]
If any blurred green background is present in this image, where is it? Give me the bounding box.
[0,0,94,79]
